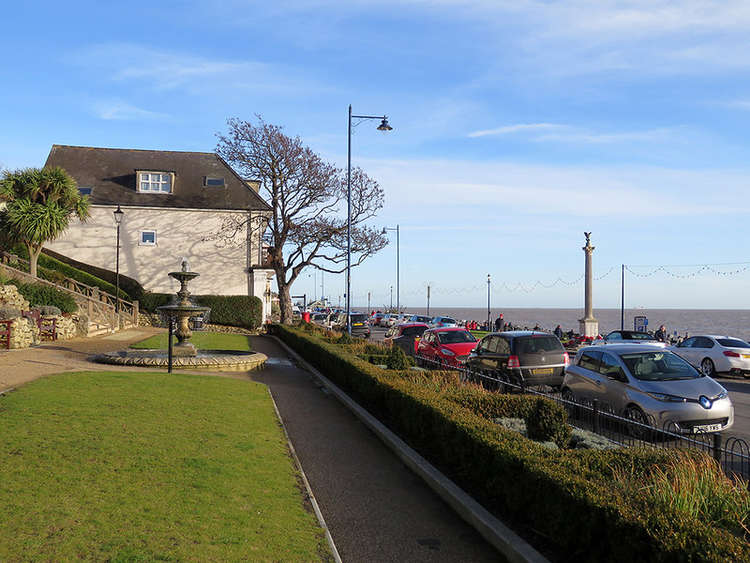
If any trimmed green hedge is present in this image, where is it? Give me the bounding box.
[272,324,750,562]
[10,246,130,300]
[141,293,263,330]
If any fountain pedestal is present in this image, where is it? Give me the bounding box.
[157,261,210,357]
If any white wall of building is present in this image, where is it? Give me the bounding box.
[46,205,274,320]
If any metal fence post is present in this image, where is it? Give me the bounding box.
[592,399,600,434]
[713,433,723,465]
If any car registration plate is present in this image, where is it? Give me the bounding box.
[693,423,723,433]
[353,322,363,326]
[532,368,553,375]
[742,354,750,359]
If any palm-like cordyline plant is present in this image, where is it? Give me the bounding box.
[0,167,89,277]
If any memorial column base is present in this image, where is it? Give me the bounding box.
[579,318,600,338]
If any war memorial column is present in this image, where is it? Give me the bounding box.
[579,232,599,338]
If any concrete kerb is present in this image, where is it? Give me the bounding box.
[270,335,550,563]
[266,387,342,563]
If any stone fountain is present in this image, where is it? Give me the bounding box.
[156,258,210,357]
[91,260,266,371]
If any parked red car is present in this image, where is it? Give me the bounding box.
[416,327,478,368]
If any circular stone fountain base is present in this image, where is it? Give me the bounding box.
[92,350,267,372]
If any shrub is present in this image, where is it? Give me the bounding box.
[140,292,174,312]
[337,332,354,345]
[271,324,750,562]
[195,295,263,330]
[525,397,572,447]
[12,282,77,314]
[386,345,411,370]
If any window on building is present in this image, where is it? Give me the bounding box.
[204,176,225,187]
[78,187,93,196]
[138,171,173,193]
[140,230,157,246]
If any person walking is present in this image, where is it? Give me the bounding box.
[554,325,563,339]
[494,314,505,332]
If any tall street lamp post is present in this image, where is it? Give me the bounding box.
[486,274,491,330]
[113,205,124,314]
[347,104,392,334]
[382,224,399,312]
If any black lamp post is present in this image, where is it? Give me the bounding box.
[382,225,400,312]
[113,205,124,313]
[347,105,392,334]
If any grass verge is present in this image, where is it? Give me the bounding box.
[0,372,329,561]
[131,331,253,352]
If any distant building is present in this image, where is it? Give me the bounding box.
[44,144,275,321]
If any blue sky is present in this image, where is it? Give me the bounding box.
[3,1,750,309]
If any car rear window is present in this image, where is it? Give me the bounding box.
[440,317,456,324]
[717,338,750,348]
[437,330,476,344]
[351,314,367,322]
[626,332,656,340]
[515,336,563,355]
[401,326,427,337]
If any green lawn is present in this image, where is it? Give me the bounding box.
[131,331,253,352]
[0,372,330,561]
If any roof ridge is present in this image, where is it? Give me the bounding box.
[51,144,216,156]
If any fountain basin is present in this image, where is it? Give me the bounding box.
[92,349,267,372]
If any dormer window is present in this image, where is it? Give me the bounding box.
[204,176,225,187]
[137,171,173,193]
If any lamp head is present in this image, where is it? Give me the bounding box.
[113,204,124,224]
[377,117,393,131]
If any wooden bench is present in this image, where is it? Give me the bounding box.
[21,310,57,341]
[0,320,12,350]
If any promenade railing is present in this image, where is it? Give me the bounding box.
[415,353,750,482]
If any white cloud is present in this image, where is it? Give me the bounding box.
[467,123,562,138]
[70,43,327,95]
[92,100,168,121]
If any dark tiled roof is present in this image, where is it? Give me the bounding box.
[44,145,271,212]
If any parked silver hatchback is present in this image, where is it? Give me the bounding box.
[563,344,733,433]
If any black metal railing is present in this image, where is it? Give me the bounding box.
[414,353,750,481]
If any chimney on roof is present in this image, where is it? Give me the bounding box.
[244,179,261,193]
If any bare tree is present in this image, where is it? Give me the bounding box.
[216,117,387,324]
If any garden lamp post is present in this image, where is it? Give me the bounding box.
[347,104,392,334]
[113,205,124,313]
[382,224,399,312]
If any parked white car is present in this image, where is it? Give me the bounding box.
[669,335,750,378]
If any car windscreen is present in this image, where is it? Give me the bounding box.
[439,317,456,324]
[516,336,563,355]
[717,338,750,348]
[620,351,699,381]
[625,332,656,340]
[437,331,476,344]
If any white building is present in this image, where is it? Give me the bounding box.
[44,145,275,321]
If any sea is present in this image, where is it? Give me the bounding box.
[382,307,750,342]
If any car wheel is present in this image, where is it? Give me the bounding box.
[624,405,650,439]
[700,358,716,377]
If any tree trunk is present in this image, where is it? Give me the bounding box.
[28,244,42,278]
[276,275,295,325]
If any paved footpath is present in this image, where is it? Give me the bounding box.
[0,330,503,562]
[249,336,502,562]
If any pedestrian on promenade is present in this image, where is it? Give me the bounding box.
[494,314,505,332]
[554,325,563,339]
[655,324,667,342]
